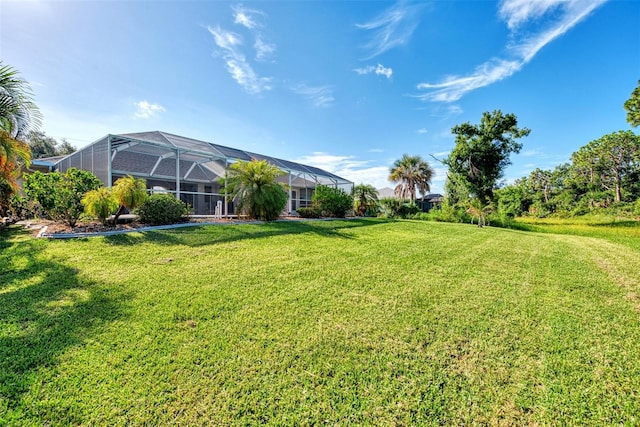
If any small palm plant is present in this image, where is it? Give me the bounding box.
[352,183,379,216]
[111,175,148,224]
[223,160,288,221]
[82,187,118,225]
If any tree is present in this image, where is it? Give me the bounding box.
[445,110,530,205]
[389,154,434,201]
[27,131,76,158]
[111,175,148,224]
[624,80,640,127]
[1,62,41,206]
[352,183,379,216]
[224,160,288,221]
[571,130,640,203]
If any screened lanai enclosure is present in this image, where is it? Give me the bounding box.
[54,131,353,216]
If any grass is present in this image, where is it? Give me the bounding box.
[1,218,640,425]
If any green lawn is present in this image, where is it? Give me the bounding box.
[2,219,640,425]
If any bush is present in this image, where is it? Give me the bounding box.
[24,168,102,227]
[137,194,189,225]
[82,187,118,225]
[379,198,420,219]
[296,207,321,218]
[312,185,353,218]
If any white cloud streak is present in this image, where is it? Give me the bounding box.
[295,152,392,189]
[291,84,335,108]
[417,0,606,102]
[356,2,423,59]
[416,128,428,134]
[207,25,272,94]
[232,4,264,30]
[134,100,165,119]
[254,36,276,61]
[354,63,393,79]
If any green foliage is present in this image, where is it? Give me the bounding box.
[224,160,288,221]
[136,193,189,225]
[296,206,321,218]
[24,168,102,226]
[111,175,148,224]
[352,183,379,216]
[378,197,419,219]
[51,168,103,227]
[27,131,76,159]
[311,185,353,218]
[624,80,640,127]
[82,187,118,225]
[446,110,530,205]
[23,170,60,216]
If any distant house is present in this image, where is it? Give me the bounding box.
[46,131,353,216]
[415,194,444,212]
[377,187,443,212]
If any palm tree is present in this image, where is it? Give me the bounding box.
[352,183,379,216]
[111,175,148,224]
[0,62,42,139]
[388,154,434,201]
[1,62,41,210]
[82,187,118,225]
[224,159,288,221]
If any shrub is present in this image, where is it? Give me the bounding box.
[24,168,102,227]
[378,198,420,219]
[312,185,353,218]
[82,187,118,225]
[137,194,189,225]
[296,207,321,218]
[224,160,288,221]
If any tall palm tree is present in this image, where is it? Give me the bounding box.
[224,159,288,221]
[388,154,434,201]
[352,183,378,216]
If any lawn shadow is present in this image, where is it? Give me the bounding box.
[0,227,131,418]
[103,218,393,247]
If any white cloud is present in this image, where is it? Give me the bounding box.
[417,0,606,102]
[232,4,264,30]
[356,2,423,59]
[134,100,166,119]
[354,63,393,79]
[295,152,391,189]
[417,128,428,134]
[207,25,272,94]
[368,148,384,153]
[291,84,335,108]
[254,36,276,61]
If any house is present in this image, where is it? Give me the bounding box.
[415,194,444,212]
[51,131,353,216]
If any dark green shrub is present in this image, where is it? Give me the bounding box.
[312,185,353,218]
[137,194,189,225]
[296,207,321,218]
[379,198,420,219]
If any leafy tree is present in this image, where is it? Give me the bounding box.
[352,183,378,216]
[571,131,640,203]
[311,185,353,218]
[111,175,148,224]
[389,154,434,201]
[23,170,62,217]
[445,110,530,205]
[24,168,102,226]
[224,160,288,221]
[27,131,76,158]
[624,80,640,127]
[82,187,118,225]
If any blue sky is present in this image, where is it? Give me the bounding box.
[2,0,639,192]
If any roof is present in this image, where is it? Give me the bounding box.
[111,131,351,184]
